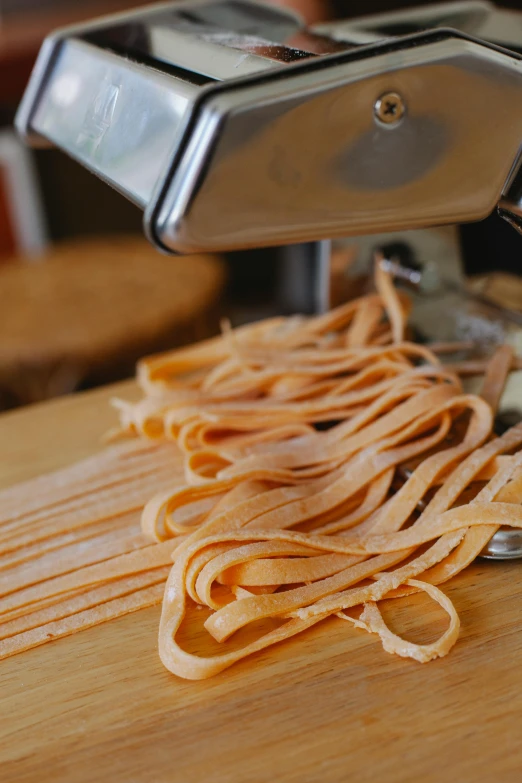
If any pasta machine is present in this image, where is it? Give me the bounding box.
[15,0,522,557]
[15,0,522,254]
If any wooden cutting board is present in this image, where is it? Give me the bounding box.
[1,381,522,783]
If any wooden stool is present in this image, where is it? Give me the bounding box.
[0,235,226,408]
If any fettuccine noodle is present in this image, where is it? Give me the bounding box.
[2,258,522,679]
[117,259,522,679]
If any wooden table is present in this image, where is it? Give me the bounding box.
[1,382,522,783]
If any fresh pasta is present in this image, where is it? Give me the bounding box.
[2,258,522,680]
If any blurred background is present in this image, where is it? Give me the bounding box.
[1,0,522,410]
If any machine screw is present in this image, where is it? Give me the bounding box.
[374,92,406,125]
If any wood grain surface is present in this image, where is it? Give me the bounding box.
[0,237,225,408]
[1,382,522,783]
